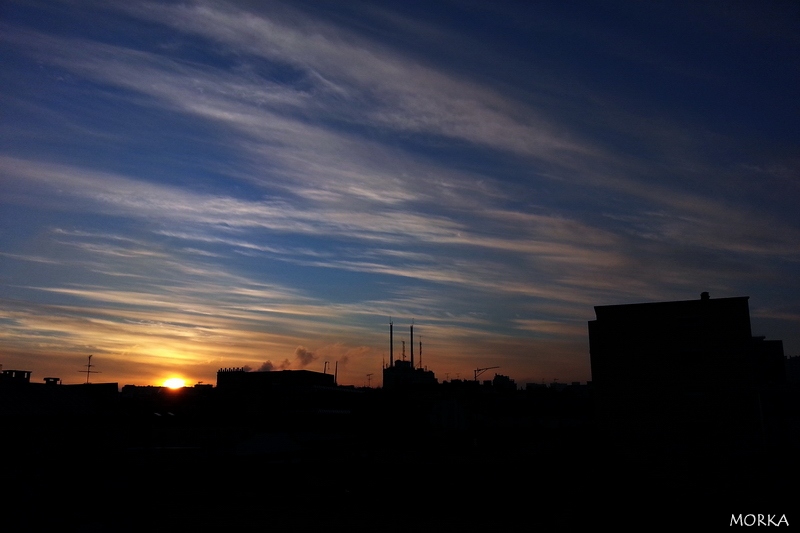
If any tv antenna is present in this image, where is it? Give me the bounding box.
[366,373,373,388]
[79,355,101,384]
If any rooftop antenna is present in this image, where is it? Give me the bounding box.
[419,336,422,370]
[79,355,100,384]
[366,373,373,388]
[401,340,406,361]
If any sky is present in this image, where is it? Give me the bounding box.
[1,0,798,388]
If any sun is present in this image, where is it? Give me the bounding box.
[162,377,186,389]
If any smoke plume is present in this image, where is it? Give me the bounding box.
[294,346,316,367]
[257,359,290,371]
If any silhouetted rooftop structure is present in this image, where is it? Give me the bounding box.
[588,293,785,453]
[216,368,335,389]
[382,360,438,390]
[0,369,32,385]
[0,368,119,417]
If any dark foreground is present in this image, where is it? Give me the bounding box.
[3,418,797,531]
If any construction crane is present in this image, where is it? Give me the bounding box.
[474,366,499,381]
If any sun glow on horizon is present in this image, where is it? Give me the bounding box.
[163,377,186,389]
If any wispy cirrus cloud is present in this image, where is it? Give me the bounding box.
[119,1,591,157]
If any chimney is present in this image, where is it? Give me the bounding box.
[389,319,394,368]
[410,323,414,369]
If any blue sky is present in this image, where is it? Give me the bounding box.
[1,0,798,386]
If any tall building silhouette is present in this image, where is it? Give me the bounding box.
[588,293,785,453]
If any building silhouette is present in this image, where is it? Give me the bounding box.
[216,367,335,389]
[382,321,437,390]
[588,292,785,454]
[0,368,118,418]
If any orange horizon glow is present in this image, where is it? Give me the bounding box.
[162,377,186,389]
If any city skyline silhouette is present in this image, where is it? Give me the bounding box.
[3,293,797,529]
